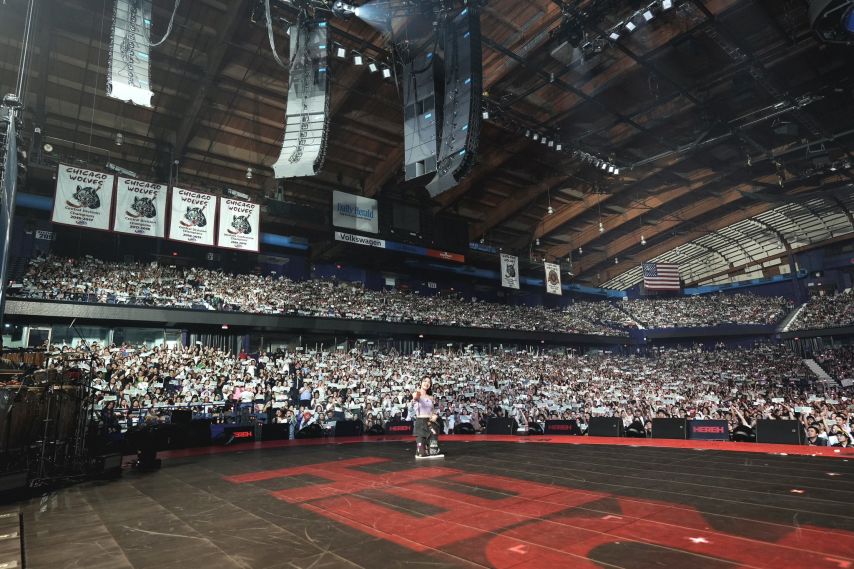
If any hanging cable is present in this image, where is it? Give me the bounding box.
[264,0,289,70]
[14,0,37,102]
[149,0,181,48]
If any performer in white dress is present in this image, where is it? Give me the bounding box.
[411,376,443,459]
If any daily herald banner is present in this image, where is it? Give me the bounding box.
[544,261,562,295]
[107,0,154,107]
[113,177,167,238]
[52,164,115,230]
[500,253,519,289]
[332,190,379,234]
[168,188,217,246]
[217,198,261,252]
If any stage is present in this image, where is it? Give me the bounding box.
[20,436,854,569]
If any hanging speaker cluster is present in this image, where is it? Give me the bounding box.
[422,6,483,198]
[403,50,442,181]
[272,20,332,179]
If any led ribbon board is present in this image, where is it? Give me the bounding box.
[108,0,154,107]
[272,21,331,178]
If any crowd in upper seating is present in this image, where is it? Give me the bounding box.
[618,294,791,328]
[9,255,802,334]
[31,340,853,446]
[790,290,854,331]
[815,346,854,382]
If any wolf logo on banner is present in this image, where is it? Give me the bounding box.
[217,198,260,252]
[168,188,217,246]
[500,254,519,289]
[544,262,562,295]
[52,164,115,230]
[113,177,167,238]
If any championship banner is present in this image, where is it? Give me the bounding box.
[217,198,260,252]
[500,253,519,289]
[332,190,379,234]
[168,188,217,246]
[113,177,167,238]
[544,261,562,295]
[108,0,154,107]
[51,164,115,230]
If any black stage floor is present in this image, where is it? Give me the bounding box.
[20,440,854,569]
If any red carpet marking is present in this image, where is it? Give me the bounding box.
[226,456,854,568]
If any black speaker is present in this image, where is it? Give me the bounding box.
[588,417,624,437]
[334,420,363,437]
[454,422,476,434]
[652,418,687,439]
[486,417,514,435]
[170,409,192,425]
[403,49,441,181]
[756,419,803,445]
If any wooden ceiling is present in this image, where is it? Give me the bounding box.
[1,0,853,287]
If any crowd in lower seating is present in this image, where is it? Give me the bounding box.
[9,255,801,334]
[790,290,854,331]
[32,341,853,446]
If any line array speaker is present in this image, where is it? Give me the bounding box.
[426,6,482,197]
[273,20,331,178]
[403,50,442,181]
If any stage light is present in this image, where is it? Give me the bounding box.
[42,143,53,153]
[334,43,347,58]
[615,257,619,264]
[609,30,621,41]
[381,65,392,79]
[625,21,637,32]
[115,132,123,147]
[600,161,608,170]
[614,168,620,175]
[641,235,647,245]
[608,165,615,173]
[541,137,547,145]
[548,140,554,148]
[599,221,605,233]
[535,238,540,246]
[525,129,531,138]
[662,0,674,9]
[533,133,540,141]
[482,110,489,119]
[353,52,363,65]
[332,1,356,18]
[578,247,582,254]
[246,167,253,179]
[643,9,655,21]
[556,143,562,151]
[368,60,378,73]
[547,205,554,215]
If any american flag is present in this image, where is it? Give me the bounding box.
[642,262,681,290]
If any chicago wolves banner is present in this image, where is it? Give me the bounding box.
[168,188,216,246]
[500,253,519,289]
[107,0,154,107]
[51,164,115,230]
[217,198,260,252]
[113,177,167,238]
[544,261,562,295]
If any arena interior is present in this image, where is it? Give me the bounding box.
[1,0,854,567]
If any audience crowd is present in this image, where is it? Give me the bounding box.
[10,255,800,334]
[34,340,853,446]
[791,291,854,331]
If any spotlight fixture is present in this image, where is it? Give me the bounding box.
[662,0,673,9]
[609,30,621,41]
[353,52,363,66]
[535,238,540,246]
[641,235,647,246]
[533,133,540,141]
[115,132,123,147]
[614,257,619,264]
[614,168,620,175]
[246,167,253,180]
[42,143,53,153]
[547,205,554,215]
[525,129,531,138]
[381,65,392,79]
[548,140,554,148]
[368,60,378,73]
[600,162,608,170]
[482,110,489,119]
[608,165,615,173]
[599,221,605,233]
[747,154,752,167]
[625,20,637,32]
[643,9,654,21]
[541,137,547,145]
[578,247,582,254]
[556,143,563,151]
[332,1,356,18]
[334,43,346,58]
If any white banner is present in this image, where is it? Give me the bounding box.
[108,0,154,107]
[217,198,260,252]
[51,164,115,230]
[332,190,379,234]
[544,262,562,295]
[113,177,167,238]
[334,231,386,249]
[168,188,217,246]
[500,253,519,289]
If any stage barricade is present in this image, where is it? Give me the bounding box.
[544,420,581,436]
[688,420,729,441]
